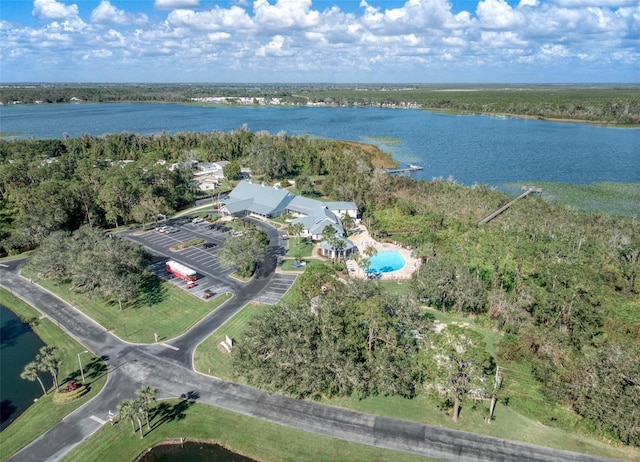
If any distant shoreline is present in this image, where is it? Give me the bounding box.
[4,99,636,128]
[2,83,638,125]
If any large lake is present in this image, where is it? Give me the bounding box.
[1,103,638,187]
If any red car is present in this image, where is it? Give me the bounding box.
[186,282,195,289]
[203,291,213,299]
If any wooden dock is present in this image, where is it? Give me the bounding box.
[385,164,424,175]
[479,186,541,224]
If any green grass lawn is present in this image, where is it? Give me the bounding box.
[169,237,205,251]
[28,278,231,343]
[279,258,322,272]
[61,399,436,462]
[285,238,314,258]
[0,289,108,460]
[194,302,270,379]
[376,280,413,295]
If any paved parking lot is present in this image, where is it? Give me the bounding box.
[256,273,298,304]
[125,217,296,304]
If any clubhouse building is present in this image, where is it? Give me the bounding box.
[221,180,358,258]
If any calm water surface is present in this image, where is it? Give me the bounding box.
[0,305,46,431]
[1,103,638,187]
[138,442,257,462]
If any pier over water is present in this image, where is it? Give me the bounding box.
[479,186,542,224]
[385,164,424,175]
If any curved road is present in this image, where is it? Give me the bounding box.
[1,227,618,462]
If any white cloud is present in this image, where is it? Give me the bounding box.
[476,0,524,29]
[480,30,528,48]
[82,48,113,60]
[256,35,294,56]
[360,0,471,33]
[0,0,635,82]
[32,0,79,20]
[91,1,148,25]
[253,0,320,29]
[155,0,200,10]
[167,6,253,30]
[552,0,637,7]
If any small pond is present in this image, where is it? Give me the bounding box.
[137,442,257,462]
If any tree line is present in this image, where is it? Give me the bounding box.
[2,84,638,124]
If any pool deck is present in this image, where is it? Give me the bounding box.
[347,224,421,281]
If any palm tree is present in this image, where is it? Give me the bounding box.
[321,225,339,261]
[21,361,47,395]
[340,213,355,236]
[117,399,138,435]
[134,402,145,439]
[36,346,60,390]
[135,385,159,430]
[289,222,304,247]
[359,245,378,277]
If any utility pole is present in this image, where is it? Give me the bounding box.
[487,365,501,424]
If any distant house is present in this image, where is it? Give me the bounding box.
[221,180,358,249]
[192,161,230,191]
[195,161,229,179]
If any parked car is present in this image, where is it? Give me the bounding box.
[203,242,217,249]
[156,226,168,232]
[203,290,214,299]
[192,217,205,224]
[186,282,195,289]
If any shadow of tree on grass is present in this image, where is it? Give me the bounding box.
[62,356,108,387]
[133,273,168,309]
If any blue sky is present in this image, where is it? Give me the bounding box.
[1,0,638,83]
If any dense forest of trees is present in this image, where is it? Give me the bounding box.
[2,84,638,124]
[0,130,382,254]
[1,128,638,446]
[233,278,431,399]
[22,227,152,311]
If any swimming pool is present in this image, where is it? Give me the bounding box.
[366,251,406,274]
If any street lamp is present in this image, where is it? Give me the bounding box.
[77,350,89,384]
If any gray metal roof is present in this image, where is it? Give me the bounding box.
[324,201,357,211]
[225,181,354,233]
[225,181,295,216]
[288,196,321,215]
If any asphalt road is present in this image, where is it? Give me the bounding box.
[0,225,620,462]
